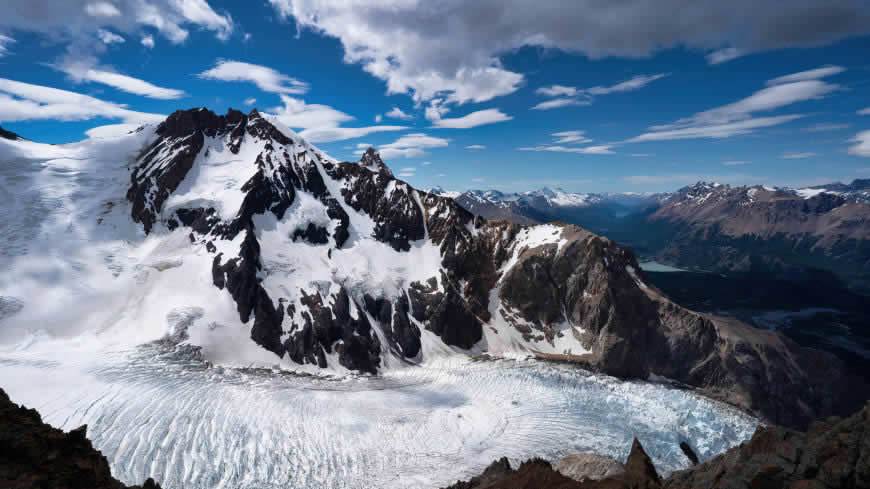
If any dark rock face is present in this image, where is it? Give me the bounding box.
[0,124,21,141]
[0,388,162,489]
[212,230,286,357]
[328,151,425,252]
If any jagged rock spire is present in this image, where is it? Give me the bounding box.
[359,147,393,177]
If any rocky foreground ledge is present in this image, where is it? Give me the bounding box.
[443,402,870,489]
[0,388,161,489]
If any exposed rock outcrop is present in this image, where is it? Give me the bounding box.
[556,454,625,482]
[0,388,162,489]
[442,437,663,489]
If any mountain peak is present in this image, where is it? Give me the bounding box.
[359,147,393,176]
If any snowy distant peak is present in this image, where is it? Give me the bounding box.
[0,124,21,141]
[800,179,870,203]
[427,186,461,199]
[359,147,393,176]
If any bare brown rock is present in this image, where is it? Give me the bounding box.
[0,388,162,489]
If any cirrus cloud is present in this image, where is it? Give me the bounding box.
[199,60,309,94]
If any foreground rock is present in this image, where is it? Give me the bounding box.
[0,388,162,489]
[444,402,870,489]
[443,438,662,489]
[556,454,625,481]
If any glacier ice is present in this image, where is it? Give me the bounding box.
[0,343,757,489]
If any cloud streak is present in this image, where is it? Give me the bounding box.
[200,60,309,94]
[0,77,164,124]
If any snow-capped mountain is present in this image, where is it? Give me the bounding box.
[0,108,859,425]
[636,181,870,291]
[430,186,666,226]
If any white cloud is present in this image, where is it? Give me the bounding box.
[706,47,743,65]
[85,2,121,17]
[630,153,651,157]
[766,65,845,86]
[631,115,804,142]
[859,107,870,115]
[0,0,234,45]
[780,152,818,159]
[266,0,869,110]
[848,130,870,157]
[465,144,486,150]
[385,107,413,120]
[437,173,447,177]
[629,68,843,143]
[268,95,407,143]
[398,172,415,178]
[378,132,449,159]
[722,160,751,166]
[531,98,591,111]
[400,167,416,172]
[519,130,611,154]
[374,114,382,122]
[533,74,667,109]
[804,123,850,132]
[199,60,309,94]
[518,144,614,155]
[243,33,251,42]
[0,34,14,57]
[421,161,432,165]
[551,130,591,144]
[471,178,485,182]
[58,63,186,99]
[301,126,409,143]
[430,108,511,129]
[585,74,669,96]
[244,97,256,106]
[0,77,164,124]
[535,85,578,97]
[141,35,155,48]
[97,28,125,44]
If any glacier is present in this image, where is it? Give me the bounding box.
[0,340,757,489]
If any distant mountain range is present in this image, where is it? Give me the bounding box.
[432,180,870,292]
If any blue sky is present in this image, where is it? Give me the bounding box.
[1,1,869,193]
